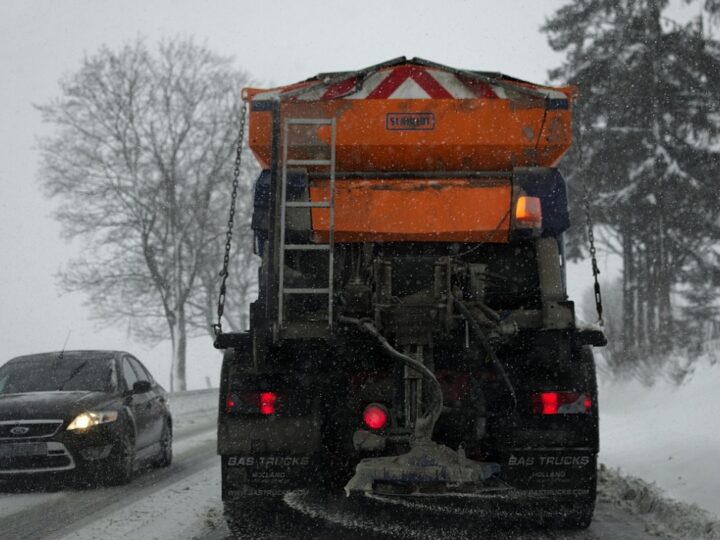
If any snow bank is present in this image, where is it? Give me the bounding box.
[166,388,217,417]
[599,355,720,518]
[598,465,720,540]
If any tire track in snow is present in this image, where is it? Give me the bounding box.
[228,488,662,539]
[268,490,562,540]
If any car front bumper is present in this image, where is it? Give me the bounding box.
[0,421,124,476]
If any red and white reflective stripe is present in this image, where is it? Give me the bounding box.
[320,76,357,100]
[365,66,454,99]
[250,62,568,102]
[320,66,497,100]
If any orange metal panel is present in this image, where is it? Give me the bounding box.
[308,179,512,243]
[247,98,572,173]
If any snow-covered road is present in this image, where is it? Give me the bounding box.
[0,389,717,539]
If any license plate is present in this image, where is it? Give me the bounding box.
[0,443,47,457]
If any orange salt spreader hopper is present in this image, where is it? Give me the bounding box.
[243,57,575,243]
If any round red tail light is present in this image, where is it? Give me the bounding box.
[363,403,388,430]
[226,396,237,411]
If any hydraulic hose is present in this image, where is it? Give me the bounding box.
[451,296,518,410]
[338,316,443,441]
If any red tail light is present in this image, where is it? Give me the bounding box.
[531,392,591,415]
[225,396,237,411]
[363,403,389,430]
[226,391,280,415]
[259,392,278,415]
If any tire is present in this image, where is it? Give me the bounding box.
[154,421,172,468]
[107,430,135,485]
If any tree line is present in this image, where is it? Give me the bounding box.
[544,0,720,372]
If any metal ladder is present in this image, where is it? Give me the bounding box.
[277,117,336,331]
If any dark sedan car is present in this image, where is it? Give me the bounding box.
[0,350,172,485]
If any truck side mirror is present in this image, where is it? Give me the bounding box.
[576,327,607,347]
[214,332,251,350]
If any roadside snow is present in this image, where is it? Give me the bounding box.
[173,407,217,436]
[598,465,720,540]
[167,388,218,418]
[599,356,720,518]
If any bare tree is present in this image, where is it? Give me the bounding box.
[38,38,257,390]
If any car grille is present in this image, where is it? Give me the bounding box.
[0,420,64,440]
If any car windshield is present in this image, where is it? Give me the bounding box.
[0,356,115,394]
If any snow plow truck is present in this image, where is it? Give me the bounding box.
[215,57,606,530]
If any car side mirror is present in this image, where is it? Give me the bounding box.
[132,380,153,394]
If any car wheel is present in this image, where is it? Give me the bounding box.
[107,430,135,485]
[155,421,172,468]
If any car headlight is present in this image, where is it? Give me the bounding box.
[67,411,119,431]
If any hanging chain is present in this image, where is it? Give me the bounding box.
[583,185,604,326]
[577,125,604,327]
[213,102,248,337]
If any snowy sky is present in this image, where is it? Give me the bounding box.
[6,0,690,388]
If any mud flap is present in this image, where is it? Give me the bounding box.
[499,448,597,502]
[221,454,317,500]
